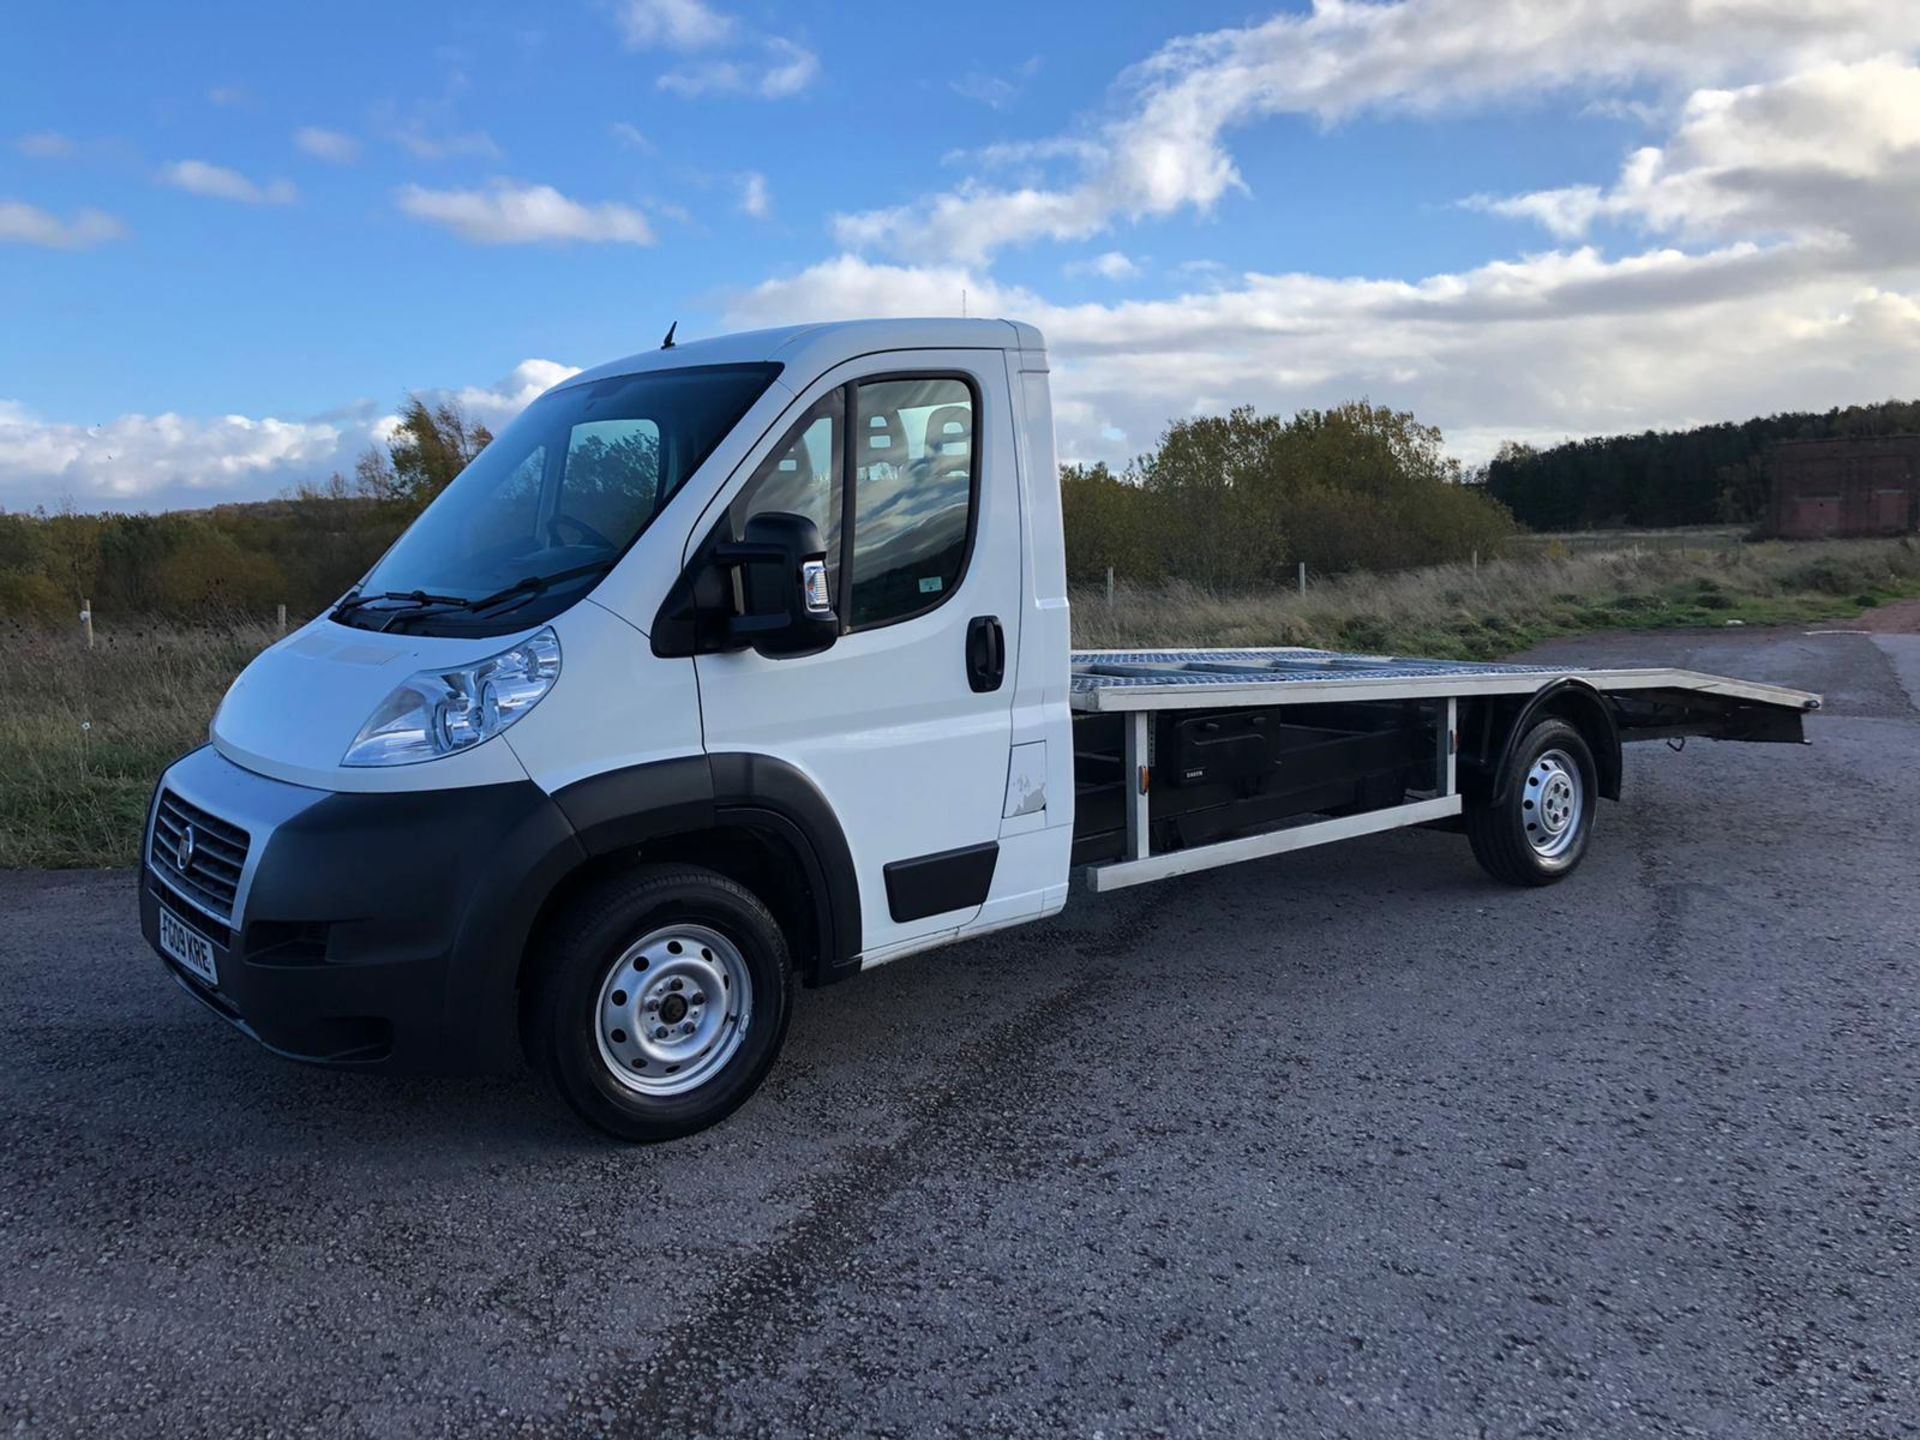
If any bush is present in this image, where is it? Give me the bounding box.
[1063,401,1516,588]
[1788,556,1871,595]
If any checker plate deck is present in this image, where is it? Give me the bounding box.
[1068,647,1820,713]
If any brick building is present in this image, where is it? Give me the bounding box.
[1767,436,1920,539]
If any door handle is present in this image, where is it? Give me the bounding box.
[965,615,1005,693]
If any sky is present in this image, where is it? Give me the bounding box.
[3,0,1919,513]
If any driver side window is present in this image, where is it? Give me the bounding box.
[730,389,844,602]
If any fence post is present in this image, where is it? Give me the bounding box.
[80,598,93,650]
[1297,561,1307,598]
[277,603,288,635]
[1106,566,1114,607]
[1472,550,1479,572]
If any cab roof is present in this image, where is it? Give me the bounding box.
[554,317,1047,395]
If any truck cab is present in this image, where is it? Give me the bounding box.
[142,320,1078,1138]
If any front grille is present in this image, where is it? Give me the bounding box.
[150,790,251,926]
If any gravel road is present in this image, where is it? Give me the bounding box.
[3,625,1916,1438]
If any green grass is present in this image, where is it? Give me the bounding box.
[4,536,1917,869]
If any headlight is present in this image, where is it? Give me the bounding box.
[342,629,561,767]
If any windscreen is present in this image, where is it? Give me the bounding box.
[341,362,779,634]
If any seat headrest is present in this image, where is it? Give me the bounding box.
[771,435,813,487]
[923,405,971,456]
[860,408,908,470]
[923,404,972,477]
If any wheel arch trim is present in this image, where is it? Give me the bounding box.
[546,752,861,987]
[1484,680,1623,805]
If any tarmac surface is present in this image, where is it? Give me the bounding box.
[3,624,1916,1437]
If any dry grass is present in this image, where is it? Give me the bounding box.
[1504,523,1750,554]
[1071,537,1920,655]
[0,617,280,868]
[4,536,1917,869]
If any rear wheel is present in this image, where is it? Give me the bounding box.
[527,865,792,1141]
[1466,717,1597,886]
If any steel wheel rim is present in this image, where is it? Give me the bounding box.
[594,924,753,1097]
[1522,748,1585,859]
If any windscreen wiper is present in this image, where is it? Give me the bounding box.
[333,587,471,620]
[465,558,618,616]
[334,561,615,630]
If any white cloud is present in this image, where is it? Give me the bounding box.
[951,57,1042,110]
[616,0,736,50]
[0,201,127,249]
[389,124,502,162]
[1067,250,1142,281]
[1470,184,1610,242]
[835,0,1920,263]
[659,36,819,99]
[0,403,341,508]
[20,3,1920,515]
[11,132,74,159]
[160,160,298,205]
[293,126,360,164]
[207,85,254,109]
[763,2,1920,474]
[738,171,771,219]
[0,359,583,511]
[616,0,818,98]
[731,255,1022,326]
[756,38,819,99]
[369,96,503,163]
[610,122,654,152]
[395,180,655,245]
[951,74,1019,110]
[1474,55,1920,257]
[725,245,1920,467]
[426,359,583,431]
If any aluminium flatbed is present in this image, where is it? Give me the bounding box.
[1068,646,1822,893]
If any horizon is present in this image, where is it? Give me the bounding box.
[4,0,1918,513]
[11,387,1920,523]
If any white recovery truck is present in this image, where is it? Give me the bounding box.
[141,319,1821,1139]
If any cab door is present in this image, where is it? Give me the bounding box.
[693,351,1021,959]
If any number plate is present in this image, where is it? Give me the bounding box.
[158,906,219,987]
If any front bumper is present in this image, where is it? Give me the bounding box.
[139,746,584,1072]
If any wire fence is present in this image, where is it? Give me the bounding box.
[1505,525,1751,557]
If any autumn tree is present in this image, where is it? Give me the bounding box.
[355,396,493,508]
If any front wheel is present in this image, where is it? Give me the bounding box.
[1466,717,1597,886]
[526,864,793,1141]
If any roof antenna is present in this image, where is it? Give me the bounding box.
[661,320,678,349]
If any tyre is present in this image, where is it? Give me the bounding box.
[526,864,793,1141]
[1466,717,1597,887]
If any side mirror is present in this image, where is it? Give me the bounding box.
[713,511,838,659]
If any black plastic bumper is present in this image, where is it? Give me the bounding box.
[139,746,585,1073]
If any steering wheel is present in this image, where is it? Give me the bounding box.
[547,511,616,550]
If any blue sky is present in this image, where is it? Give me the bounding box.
[3,0,1918,511]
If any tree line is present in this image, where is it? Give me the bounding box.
[1484,398,1920,532]
[0,399,486,624]
[27,390,1905,625]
